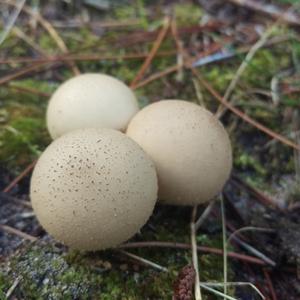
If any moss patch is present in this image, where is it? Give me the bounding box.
[1,217,234,300]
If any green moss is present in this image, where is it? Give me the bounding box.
[0,116,49,169]
[38,33,60,54]
[11,79,57,97]
[242,48,290,88]
[135,269,177,299]
[0,79,53,170]
[235,152,267,177]
[200,46,290,103]
[114,5,138,21]
[174,3,203,26]
[113,60,140,83]
[62,28,99,52]
[0,272,10,300]
[202,66,234,92]
[136,0,148,29]
[198,42,295,188]
[4,242,175,299]
[1,35,28,57]
[282,96,300,107]
[2,218,234,300]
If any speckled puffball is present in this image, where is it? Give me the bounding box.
[126,100,232,205]
[30,128,158,250]
[46,73,139,139]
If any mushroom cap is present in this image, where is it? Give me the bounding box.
[30,128,158,250]
[46,73,139,139]
[126,100,232,205]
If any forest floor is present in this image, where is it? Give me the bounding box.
[0,0,300,299]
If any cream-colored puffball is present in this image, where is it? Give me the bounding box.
[30,128,157,250]
[126,100,232,205]
[46,73,139,139]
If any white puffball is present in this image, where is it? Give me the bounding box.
[46,73,139,139]
[30,128,158,250]
[127,100,232,206]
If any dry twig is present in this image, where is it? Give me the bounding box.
[227,226,275,244]
[220,194,228,299]
[191,206,202,300]
[0,62,52,86]
[216,3,299,118]
[203,282,265,300]
[118,250,168,272]
[5,277,20,299]
[226,0,300,26]
[215,25,276,118]
[0,224,37,242]
[0,51,176,65]
[0,191,32,208]
[2,0,80,75]
[263,269,278,300]
[195,200,215,231]
[12,26,48,56]
[118,241,266,265]
[132,64,180,90]
[130,17,171,88]
[0,0,25,46]
[231,176,282,209]
[3,160,37,193]
[9,83,51,98]
[189,68,300,151]
[199,284,237,300]
[230,235,276,267]
[169,15,300,152]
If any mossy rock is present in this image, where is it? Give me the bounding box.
[1,221,233,300]
[1,242,176,299]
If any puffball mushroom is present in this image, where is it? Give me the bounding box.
[30,128,158,251]
[126,100,232,206]
[46,73,139,139]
